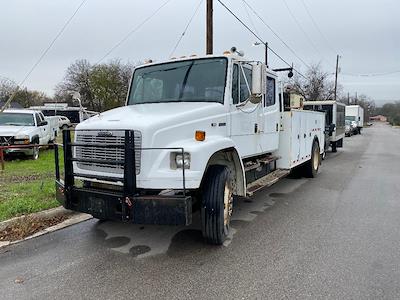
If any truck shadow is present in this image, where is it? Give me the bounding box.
[93,178,308,258]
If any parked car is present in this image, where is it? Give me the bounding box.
[345,120,352,137]
[351,121,358,135]
[0,109,58,159]
[57,116,72,130]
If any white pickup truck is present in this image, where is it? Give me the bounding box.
[0,109,58,159]
[55,53,325,245]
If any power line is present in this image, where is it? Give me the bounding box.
[240,0,261,38]
[1,0,88,112]
[169,0,204,58]
[216,0,308,80]
[96,0,173,64]
[341,70,400,77]
[299,0,337,56]
[241,0,311,69]
[281,0,333,68]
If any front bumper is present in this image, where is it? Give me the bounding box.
[55,129,192,226]
[56,180,192,225]
[4,147,33,155]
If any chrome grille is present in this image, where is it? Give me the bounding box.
[0,136,13,145]
[75,131,141,175]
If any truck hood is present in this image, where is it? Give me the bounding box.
[0,125,35,137]
[77,102,226,131]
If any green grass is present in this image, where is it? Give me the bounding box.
[1,147,63,177]
[0,148,63,221]
[0,179,58,221]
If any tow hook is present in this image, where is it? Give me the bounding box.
[125,197,133,208]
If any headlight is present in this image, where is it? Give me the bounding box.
[13,135,30,145]
[174,152,190,169]
[14,135,29,140]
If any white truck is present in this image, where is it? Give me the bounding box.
[303,100,346,152]
[0,109,58,159]
[345,105,364,134]
[55,53,325,245]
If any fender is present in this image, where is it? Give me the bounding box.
[139,136,246,192]
[31,135,39,143]
[170,136,246,194]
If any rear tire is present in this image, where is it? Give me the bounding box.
[303,140,320,178]
[201,165,233,245]
[331,141,337,153]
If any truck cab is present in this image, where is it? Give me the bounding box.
[55,54,325,245]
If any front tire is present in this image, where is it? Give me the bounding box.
[201,165,233,245]
[31,145,39,160]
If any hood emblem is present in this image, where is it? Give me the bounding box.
[97,131,113,137]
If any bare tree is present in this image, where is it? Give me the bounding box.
[55,59,95,109]
[55,59,136,111]
[0,77,18,102]
[288,64,337,101]
[1,77,50,108]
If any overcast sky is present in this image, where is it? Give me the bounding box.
[1,0,399,105]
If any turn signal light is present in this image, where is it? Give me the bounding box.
[195,130,206,141]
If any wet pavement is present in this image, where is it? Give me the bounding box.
[1,123,399,299]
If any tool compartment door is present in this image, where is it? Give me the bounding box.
[290,111,301,165]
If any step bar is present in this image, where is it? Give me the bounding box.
[246,169,290,197]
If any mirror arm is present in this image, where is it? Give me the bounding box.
[240,64,251,95]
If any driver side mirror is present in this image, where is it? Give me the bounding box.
[40,121,48,126]
[250,63,264,104]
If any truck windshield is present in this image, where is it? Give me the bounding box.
[127,58,227,105]
[0,113,35,126]
[345,116,356,121]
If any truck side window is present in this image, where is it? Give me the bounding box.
[239,67,252,103]
[265,77,276,106]
[35,114,41,126]
[232,64,239,104]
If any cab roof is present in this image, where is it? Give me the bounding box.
[2,109,40,114]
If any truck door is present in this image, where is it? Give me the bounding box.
[35,113,47,144]
[259,74,280,153]
[230,63,260,157]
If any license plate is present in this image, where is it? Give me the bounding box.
[88,197,105,217]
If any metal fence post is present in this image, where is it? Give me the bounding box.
[0,148,4,171]
[63,130,74,190]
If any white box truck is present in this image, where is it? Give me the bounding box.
[345,105,364,134]
[303,101,346,152]
[55,53,325,245]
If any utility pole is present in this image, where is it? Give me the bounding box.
[334,54,339,101]
[265,42,268,68]
[206,0,213,55]
[347,92,350,105]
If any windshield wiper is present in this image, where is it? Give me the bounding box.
[3,123,28,126]
[178,61,195,99]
